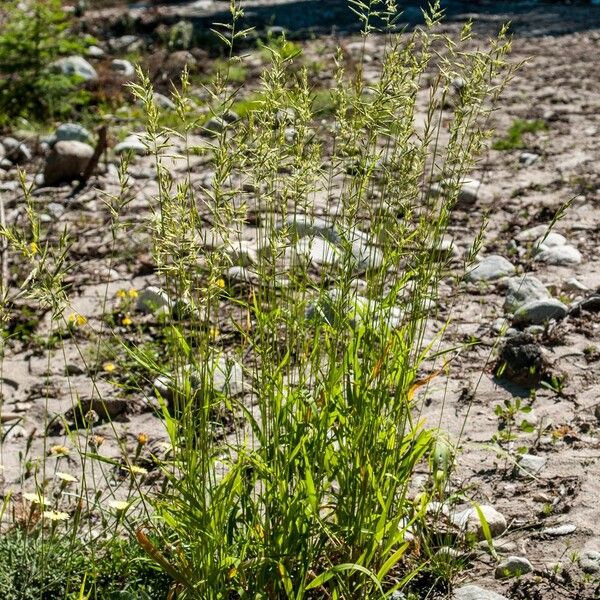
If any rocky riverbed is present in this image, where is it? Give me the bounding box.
[0,1,600,598]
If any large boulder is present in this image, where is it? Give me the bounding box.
[43,141,94,186]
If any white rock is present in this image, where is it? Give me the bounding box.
[454,585,509,600]
[114,134,147,156]
[535,244,582,266]
[543,523,576,536]
[466,255,515,282]
[451,505,507,540]
[52,55,97,81]
[579,550,600,574]
[519,152,539,166]
[516,453,546,475]
[516,224,550,242]
[457,178,481,206]
[111,59,136,78]
[153,93,176,110]
[136,286,172,313]
[86,45,105,58]
[535,232,566,248]
[563,277,588,292]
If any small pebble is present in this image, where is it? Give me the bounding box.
[543,523,576,537]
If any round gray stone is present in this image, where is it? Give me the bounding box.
[111,59,136,78]
[114,134,147,156]
[579,550,600,574]
[495,556,533,579]
[454,585,509,600]
[512,299,568,326]
[2,137,31,163]
[52,55,97,81]
[516,453,546,476]
[54,123,93,145]
[467,255,515,283]
[535,232,566,248]
[505,275,550,313]
[451,505,507,540]
[519,152,539,166]
[43,140,94,186]
[535,244,582,266]
[516,224,549,242]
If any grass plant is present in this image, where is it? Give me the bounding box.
[0,1,516,598]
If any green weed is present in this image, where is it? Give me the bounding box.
[492,118,547,150]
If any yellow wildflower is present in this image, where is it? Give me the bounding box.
[116,289,127,299]
[68,313,87,327]
[103,362,117,373]
[216,278,225,289]
[127,289,139,299]
[49,445,70,456]
[121,314,133,326]
[125,465,148,476]
[136,433,149,446]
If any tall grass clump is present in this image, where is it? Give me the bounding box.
[117,4,515,598]
[0,1,515,598]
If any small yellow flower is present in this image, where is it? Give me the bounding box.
[136,433,149,446]
[43,510,69,521]
[124,465,148,476]
[55,472,78,484]
[228,566,238,580]
[121,314,133,327]
[116,289,127,299]
[91,434,105,448]
[216,278,225,289]
[68,313,87,327]
[24,492,50,506]
[103,362,117,373]
[49,445,70,456]
[127,289,139,299]
[29,242,39,255]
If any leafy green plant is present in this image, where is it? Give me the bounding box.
[0,0,88,125]
[258,31,302,61]
[492,118,547,151]
[492,397,535,445]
